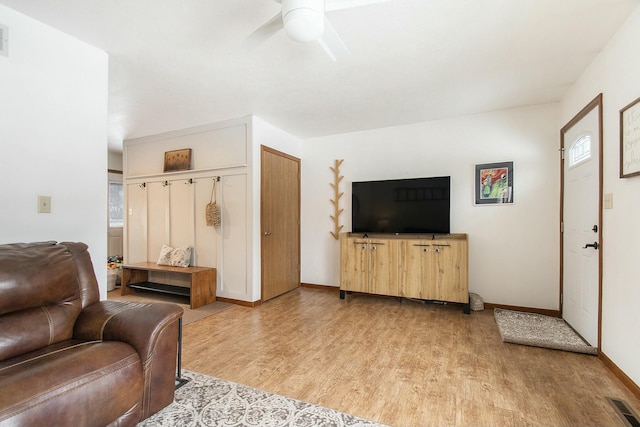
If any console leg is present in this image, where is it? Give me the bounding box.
[463,302,471,315]
[339,290,346,299]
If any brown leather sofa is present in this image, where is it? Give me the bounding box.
[0,241,183,426]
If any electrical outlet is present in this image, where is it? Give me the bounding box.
[38,195,51,213]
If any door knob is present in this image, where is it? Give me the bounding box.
[583,242,599,250]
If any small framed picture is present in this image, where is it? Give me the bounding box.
[475,161,514,205]
[164,148,191,173]
[620,96,640,178]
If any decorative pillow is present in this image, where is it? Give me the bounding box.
[157,244,192,267]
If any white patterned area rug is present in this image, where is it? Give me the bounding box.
[139,371,389,427]
[494,308,597,355]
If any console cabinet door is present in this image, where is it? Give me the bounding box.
[340,238,369,292]
[400,240,434,299]
[433,240,468,303]
[400,240,468,302]
[368,240,399,296]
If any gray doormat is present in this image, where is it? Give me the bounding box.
[494,308,597,355]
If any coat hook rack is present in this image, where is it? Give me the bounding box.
[329,159,345,240]
[138,182,146,189]
[185,178,193,185]
[213,176,220,182]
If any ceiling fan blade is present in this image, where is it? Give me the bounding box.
[317,17,350,61]
[241,13,283,53]
[325,0,392,12]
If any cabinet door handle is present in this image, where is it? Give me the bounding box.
[434,248,441,253]
[361,245,367,250]
[371,246,377,251]
[422,248,428,253]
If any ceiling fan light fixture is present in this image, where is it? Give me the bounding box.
[282,0,325,42]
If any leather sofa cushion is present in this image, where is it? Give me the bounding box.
[0,242,80,315]
[0,242,82,361]
[0,339,143,426]
[0,300,82,361]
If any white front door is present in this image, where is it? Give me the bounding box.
[561,95,602,347]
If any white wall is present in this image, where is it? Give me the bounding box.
[301,104,560,310]
[252,116,303,159]
[0,5,109,295]
[560,4,640,389]
[108,151,123,171]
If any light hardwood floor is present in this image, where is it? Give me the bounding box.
[182,287,640,427]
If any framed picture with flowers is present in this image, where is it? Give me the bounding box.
[475,161,514,205]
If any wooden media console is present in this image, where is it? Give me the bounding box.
[340,233,470,313]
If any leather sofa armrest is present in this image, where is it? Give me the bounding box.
[74,300,183,419]
[73,300,183,362]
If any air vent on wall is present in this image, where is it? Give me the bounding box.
[0,24,9,56]
[0,24,8,57]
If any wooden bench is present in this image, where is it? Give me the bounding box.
[121,262,216,309]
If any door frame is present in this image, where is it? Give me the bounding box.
[559,93,603,349]
[260,145,301,302]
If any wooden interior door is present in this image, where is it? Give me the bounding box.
[261,146,301,301]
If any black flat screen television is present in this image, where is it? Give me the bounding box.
[352,176,450,234]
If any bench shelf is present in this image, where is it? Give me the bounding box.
[121,262,216,309]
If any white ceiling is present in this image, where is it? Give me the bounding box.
[2,0,638,151]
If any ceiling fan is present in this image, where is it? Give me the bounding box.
[243,0,391,61]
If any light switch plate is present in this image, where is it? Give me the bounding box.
[604,193,613,209]
[38,195,51,213]
[0,24,8,57]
